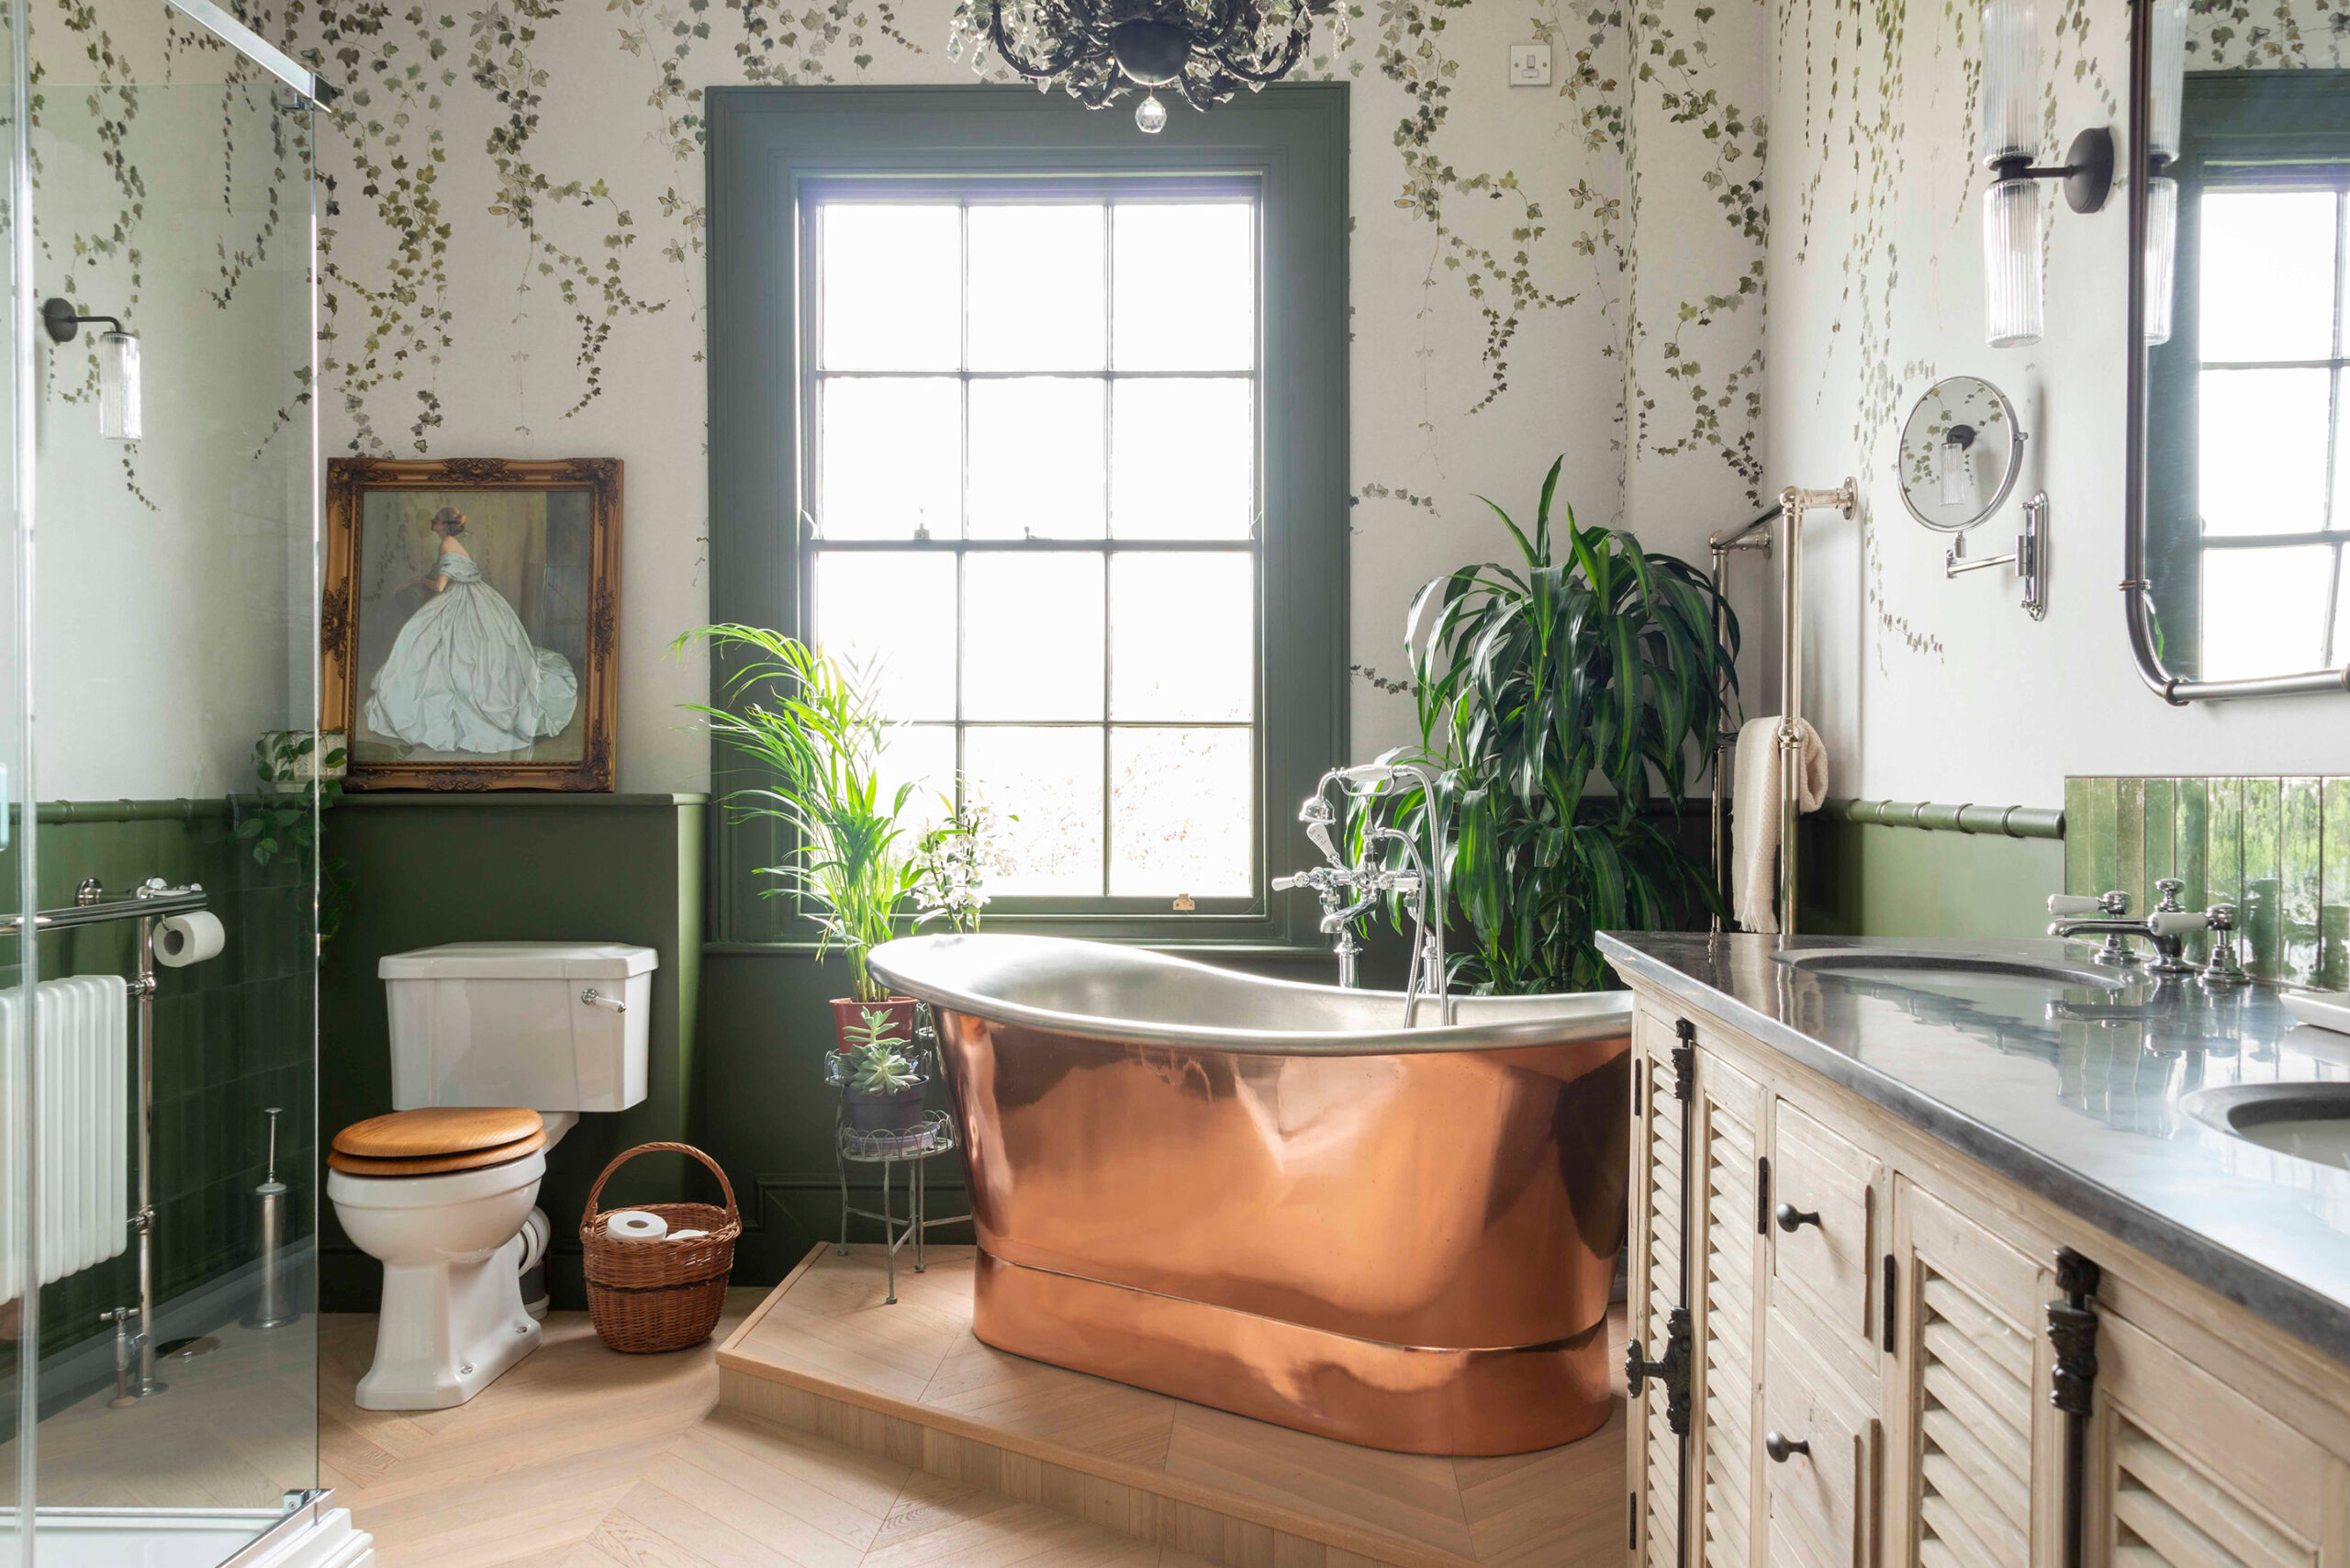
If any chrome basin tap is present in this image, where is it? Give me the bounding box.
[2046,908,2208,977]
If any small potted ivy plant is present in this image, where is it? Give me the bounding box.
[839,1006,928,1132]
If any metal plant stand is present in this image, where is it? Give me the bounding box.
[828,1019,968,1305]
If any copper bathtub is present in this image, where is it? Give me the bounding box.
[866,934,1632,1456]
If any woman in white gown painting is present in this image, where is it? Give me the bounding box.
[364,508,578,753]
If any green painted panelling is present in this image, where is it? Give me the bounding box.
[2065,776,2350,990]
[317,794,705,1313]
[0,800,315,1386]
[1799,816,2066,939]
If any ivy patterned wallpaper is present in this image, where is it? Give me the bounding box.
[1762,0,2350,812]
[205,0,1766,784]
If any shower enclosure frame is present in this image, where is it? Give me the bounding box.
[1,0,362,1562]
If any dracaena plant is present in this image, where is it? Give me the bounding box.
[1367,456,1739,993]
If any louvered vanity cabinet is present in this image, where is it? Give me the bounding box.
[1620,987,2350,1568]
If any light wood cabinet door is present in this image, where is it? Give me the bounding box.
[1886,1177,2055,1568]
[1628,1008,1771,1568]
[1629,1009,1686,1568]
[1695,1044,1769,1568]
[2092,1309,2347,1568]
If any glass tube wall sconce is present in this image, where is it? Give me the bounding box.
[41,297,141,442]
[1978,0,2116,347]
[2142,0,2187,344]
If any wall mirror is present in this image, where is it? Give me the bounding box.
[1898,376,2024,532]
[2130,0,2350,698]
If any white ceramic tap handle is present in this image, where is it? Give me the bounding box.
[2047,894,2102,915]
[2146,911,2209,938]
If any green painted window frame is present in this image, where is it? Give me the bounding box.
[704,84,1348,949]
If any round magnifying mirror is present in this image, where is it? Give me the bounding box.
[1897,375,2023,533]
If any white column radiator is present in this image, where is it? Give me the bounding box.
[0,975,130,1301]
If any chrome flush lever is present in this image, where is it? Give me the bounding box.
[580,988,625,1013]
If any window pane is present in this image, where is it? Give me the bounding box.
[1110,553,1253,720]
[963,553,1105,719]
[968,205,1106,371]
[879,722,958,836]
[966,726,1104,895]
[1112,379,1254,538]
[1113,202,1254,371]
[1111,727,1252,895]
[2202,544,2333,680]
[819,377,960,539]
[2199,367,2331,536]
[2199,189,2337,364]
[813,552,957,721]
[821,205,960,371]
[968,378,1106,539]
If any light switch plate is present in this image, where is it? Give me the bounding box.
[1508,42,1551,85]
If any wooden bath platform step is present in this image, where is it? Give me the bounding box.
[715,1245,1627,1568]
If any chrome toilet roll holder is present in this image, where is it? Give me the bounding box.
[5,874,218,1399]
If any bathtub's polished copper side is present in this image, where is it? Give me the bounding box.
[973,1251,1616,1456]
[933,1010,1631,1455]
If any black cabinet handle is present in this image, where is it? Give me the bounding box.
[1774,1202,1821,1233]
[1764,1431,1810,1463]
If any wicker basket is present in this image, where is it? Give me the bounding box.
[579,1141,740,1353]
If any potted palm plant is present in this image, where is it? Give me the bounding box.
[676,624,928,1051]
[1367,456,1739,992]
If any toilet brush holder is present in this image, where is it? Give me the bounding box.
[243,1106,300,1330]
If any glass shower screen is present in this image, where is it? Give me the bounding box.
[0,0,327,1564]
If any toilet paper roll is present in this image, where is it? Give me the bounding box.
[669,1229,707,1242]
[153,911,226,969]
[605,1210,668,1242]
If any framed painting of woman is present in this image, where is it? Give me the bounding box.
[322,457,621,790]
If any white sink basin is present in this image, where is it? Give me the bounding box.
[2184,1083,2350,1171]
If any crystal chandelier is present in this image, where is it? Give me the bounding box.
[955,0,1338,132]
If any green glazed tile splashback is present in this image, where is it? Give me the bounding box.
[2066,776,2350,989]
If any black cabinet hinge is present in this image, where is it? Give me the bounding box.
[1672,1018,1697,1102]
[1633,1059,1643,1114]
[2048,1246,2103,1417]
[2049,1247,2103,1568]
[1883,1253,1898,1352]
[1755,1155,1771,1235]
[1626,1305,1694,1437]
[1628,1495,1639,1551]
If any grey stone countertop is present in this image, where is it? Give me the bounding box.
[1597,930,2350,1368]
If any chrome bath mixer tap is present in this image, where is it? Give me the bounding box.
[1274,763,1452,1025]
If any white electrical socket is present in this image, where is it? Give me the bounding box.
[1508,43,1552,86]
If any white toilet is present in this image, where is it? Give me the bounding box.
[328,941,657,1410]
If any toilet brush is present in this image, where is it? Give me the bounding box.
[242,1106,299,1330]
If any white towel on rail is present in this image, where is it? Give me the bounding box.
[1731,716,1829,935]
[0,975,129,1304]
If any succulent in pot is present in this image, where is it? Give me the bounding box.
[840,1006,929,1132]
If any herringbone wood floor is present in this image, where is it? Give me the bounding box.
[323,1249,1626,1568]
[324,1293,1277,1568]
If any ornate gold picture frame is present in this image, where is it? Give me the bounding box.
[323,456,621,791]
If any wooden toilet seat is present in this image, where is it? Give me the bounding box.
[329,1106,547,1176]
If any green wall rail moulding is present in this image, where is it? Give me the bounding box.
[1819,797,2066,839]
